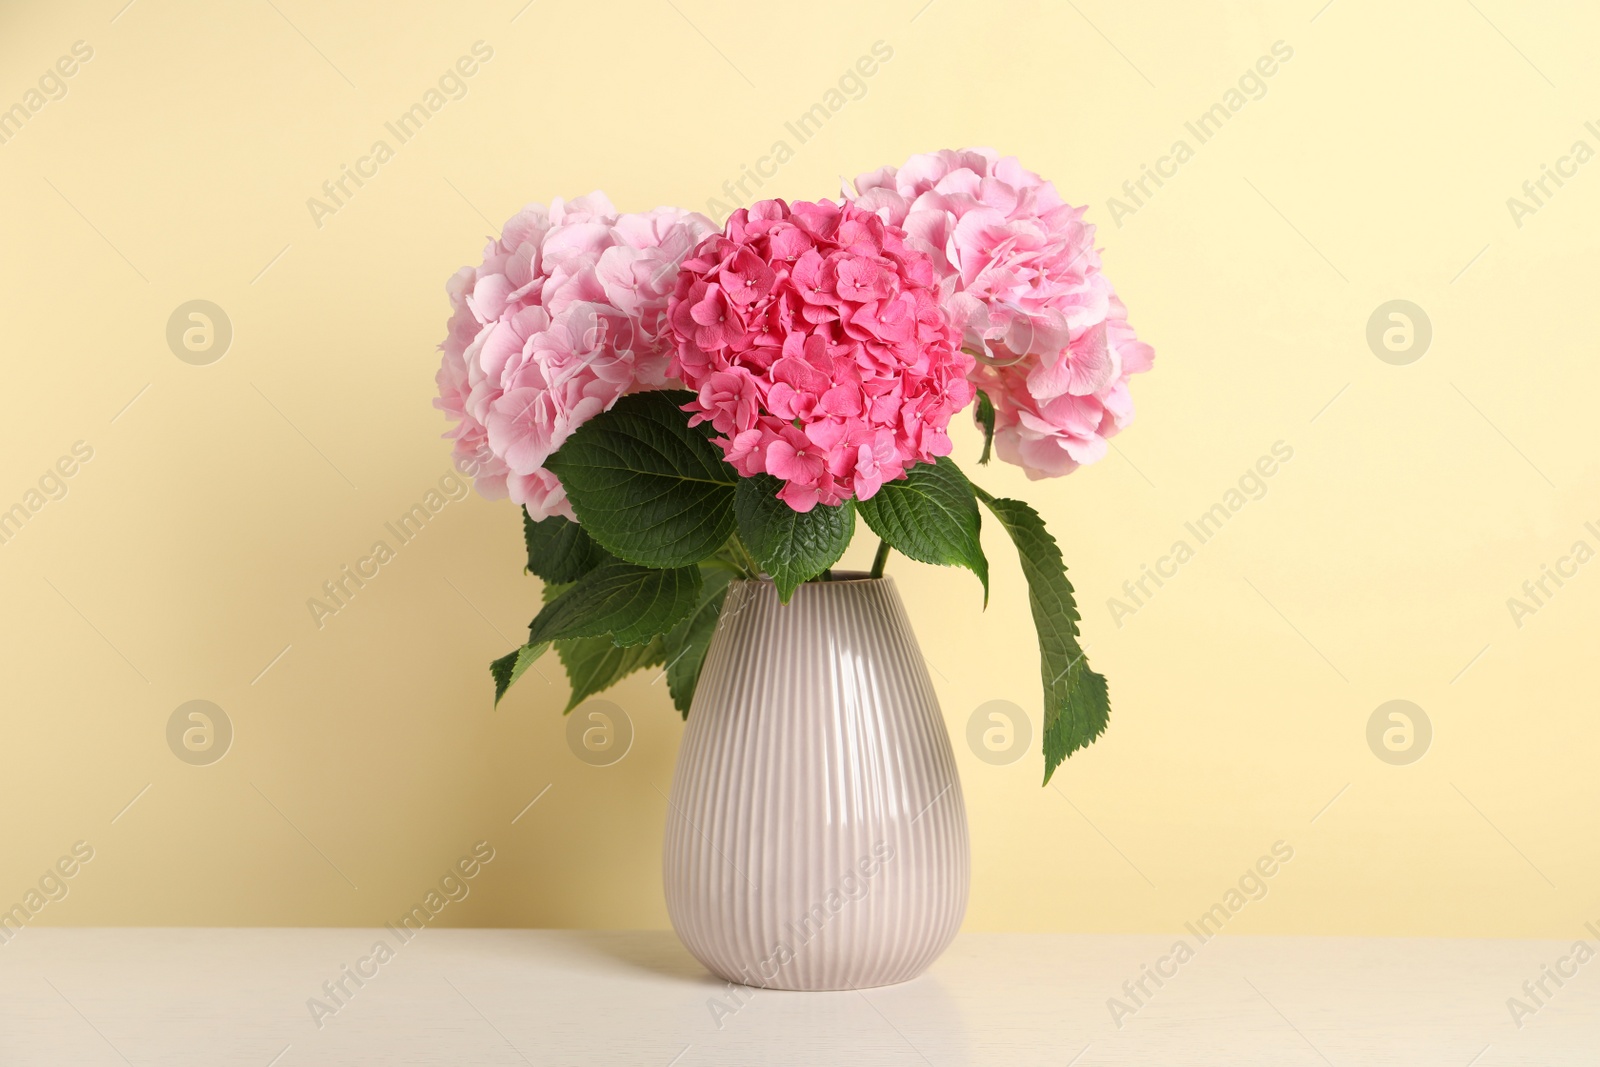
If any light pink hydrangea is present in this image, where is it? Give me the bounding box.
[850,149,1154,479]
[667,199,974,513]
[434,194,715,518]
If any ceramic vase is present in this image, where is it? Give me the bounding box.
[663,575,969,991]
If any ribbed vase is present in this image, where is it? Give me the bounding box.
[663,575,969,991]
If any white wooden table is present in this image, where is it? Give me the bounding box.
[0,930,1592,1065]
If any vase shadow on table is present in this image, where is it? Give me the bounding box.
[511,929,975,1060]
[557,930,965,999]
[552,930,950,991]
[540,929,722,986]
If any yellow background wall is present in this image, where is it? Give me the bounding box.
[2,0,1595,938]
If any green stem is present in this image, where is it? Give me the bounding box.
[702,558,746,578]
[726,534,763,580]
[869,539,891,579]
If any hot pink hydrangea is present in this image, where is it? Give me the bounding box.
[667,199,975,513]
[435,194,715,518]
[850,149,1154,479]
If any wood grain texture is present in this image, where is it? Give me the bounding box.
[0,929,1595,1065]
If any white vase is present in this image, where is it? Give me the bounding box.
[663,575,969,991]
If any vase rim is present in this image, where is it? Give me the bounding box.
[735,571,886,585]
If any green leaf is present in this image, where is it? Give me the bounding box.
[856,456,988,601]
[661,567,734,717]
[555,635,665,713]
[545,391,739,568]
[974,390,996,465]
[522,508,609,583]
[972,486,1110,784]
[490,641,550,705]
[527,559,703,647]
[734,474,855,603]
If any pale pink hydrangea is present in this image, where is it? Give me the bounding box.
[434,194,715,518]
[850,149,1154,479]
[667,198,974,513]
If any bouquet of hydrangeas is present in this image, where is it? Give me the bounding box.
[435,149,1153,782]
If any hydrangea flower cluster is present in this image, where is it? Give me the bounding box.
[850,149,1154,479]
[666,199,975,512]
[435,194,714,518]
